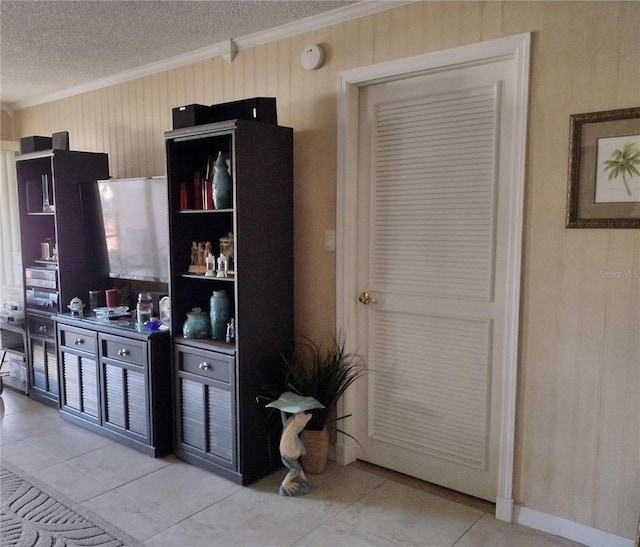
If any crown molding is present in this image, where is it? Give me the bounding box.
[8,1,413,112]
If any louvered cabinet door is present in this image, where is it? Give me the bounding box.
[60,350,100,422]
[27,313,59,405]
[30,338,58,398]
[175,344,236,470]
[99,334,150,444]
[58,324,99,422]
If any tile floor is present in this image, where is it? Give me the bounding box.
[0,388,584,546]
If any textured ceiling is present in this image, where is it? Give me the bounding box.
[0,0,356,108]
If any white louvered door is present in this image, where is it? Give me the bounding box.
[355,59,518,501]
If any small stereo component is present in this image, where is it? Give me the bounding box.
[25,288,59,313]
[25,267,58,290]
[0,300,25,325]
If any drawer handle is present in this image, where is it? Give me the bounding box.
[117,348,130,357]
[198,362,210,370]
[73,338,84,345]
[39,325,48,333]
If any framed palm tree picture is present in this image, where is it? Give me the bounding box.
[567,106,640,228]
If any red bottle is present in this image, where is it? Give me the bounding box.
[193,171,202,210]
[202,179,213,210]
[180,183,189,210]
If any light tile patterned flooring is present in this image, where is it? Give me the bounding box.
[0,388,584,546]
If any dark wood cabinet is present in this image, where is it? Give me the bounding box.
[100,333,151,444]
[58,323,99,422]
[27,314,59,404]
[15,149,109,406]
[56,315,173,457]
[174,342,236,472]
[165,119,293,484]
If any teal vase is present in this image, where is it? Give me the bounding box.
[183,307,210,339]
[210,290,230,340]
[213,151,232,209]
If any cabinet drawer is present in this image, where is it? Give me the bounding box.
[28,316,55,338]
[177,346,233,384]
[101,335,146,367]
[59,325,97,354]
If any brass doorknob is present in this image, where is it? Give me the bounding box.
[358,291,377,305]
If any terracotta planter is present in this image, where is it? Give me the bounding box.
[300,427,329,474]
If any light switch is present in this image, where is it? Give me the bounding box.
[324,230,336,252]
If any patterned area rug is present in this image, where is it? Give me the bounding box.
[0,461,142,546]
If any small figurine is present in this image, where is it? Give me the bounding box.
[196,242,205,266]
[188,241,207,274]
[205,253,216,277]
[68,297,85,317]
[216,255,228,277]
[266,392,325,496]
[190,241,198,265]
[219,232,235,273]
[225,318,235,343]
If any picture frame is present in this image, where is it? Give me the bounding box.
[566,106,640,228]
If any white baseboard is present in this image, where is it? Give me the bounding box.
[515,505,634,547]
[495,496,514,522]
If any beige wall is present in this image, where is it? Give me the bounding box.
[1,110,14,141]
[10,1,640,539]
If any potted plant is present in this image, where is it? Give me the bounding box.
[259,333,366,474]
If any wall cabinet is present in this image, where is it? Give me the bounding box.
[56,315,172,457]
[15,149,109,406]
[165,119,293,484]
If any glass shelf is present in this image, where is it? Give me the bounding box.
[180,272,235,281]
[178,208,233,214]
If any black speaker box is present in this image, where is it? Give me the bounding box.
[20,136,52,154]
[209,97,277,125]
[172,104,213,130]
[52,131,69,150]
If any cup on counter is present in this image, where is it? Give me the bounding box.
[40,242,51,261]
[89,290,102,313]
[105,289,118,308]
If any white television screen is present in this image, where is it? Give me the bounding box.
[98,176,169,282]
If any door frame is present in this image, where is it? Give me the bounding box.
[335,33,530,522]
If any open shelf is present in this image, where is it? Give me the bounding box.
[180,273,235,281]
[178,208,233,214]
[1,374,28,393]
[1,344,26,357]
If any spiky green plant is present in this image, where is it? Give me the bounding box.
[603,141,640,197]
[258,333,366,433]
[284,334,366,431]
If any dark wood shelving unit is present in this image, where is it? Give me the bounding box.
[165,119,293,485]
[16,148,110,406]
